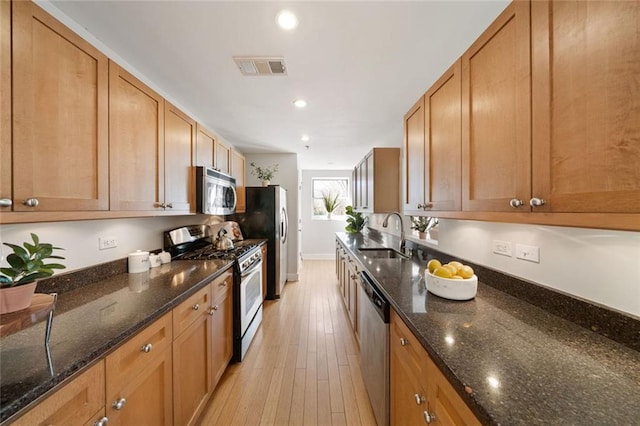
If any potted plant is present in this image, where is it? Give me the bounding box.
[0,233,65,314]
[322,192,341,219]
[345,206,367,233]
[411,216,430,239]
[249,162,279,186]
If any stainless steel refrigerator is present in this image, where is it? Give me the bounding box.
[238,185,288,299]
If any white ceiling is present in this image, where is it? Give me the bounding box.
[48,0,509,170]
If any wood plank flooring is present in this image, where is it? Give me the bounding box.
[197,260,376,426]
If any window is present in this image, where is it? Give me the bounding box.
[312,178,349,218]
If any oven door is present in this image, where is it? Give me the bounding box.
[240,259,263,334]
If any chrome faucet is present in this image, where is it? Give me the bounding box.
[382,212,406,254]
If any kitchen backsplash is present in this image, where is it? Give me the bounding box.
[367,214,640,318]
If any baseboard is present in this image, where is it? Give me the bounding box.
[287,273,299,282]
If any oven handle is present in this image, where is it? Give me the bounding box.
[241,259,263,278]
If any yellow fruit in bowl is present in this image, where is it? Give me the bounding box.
[433,266,453,279]
[443,264,458,275]
[451,275,463,280]
[459,265,474,279]
[427,259,442,274]
[448,261,463,272]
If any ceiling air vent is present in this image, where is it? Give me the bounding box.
[233,56,287,76]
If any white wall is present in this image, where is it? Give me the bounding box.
[0,215,223,272]
[300,170,352,259]
[368,214,640,318]
[245,153,300,281]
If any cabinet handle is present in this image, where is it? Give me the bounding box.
[529,197,546,207]
[165,203,173,209]
[400,337,408,346]
[219,281,227,287]
[209,305,219,315]
[192,303,200,311]
[0,198,12,207]
[154,202,166,209]
[509,198,524,208]
[94,417,109,426]
[23,198,39,207]
[350,274,357,280]
[418,202,432,210]
[141,343,153,353]
[423,411,435,424]
[414,393,426,405]
[112,398,126,410]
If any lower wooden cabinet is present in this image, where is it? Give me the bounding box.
[210,270,233,388]
[390,309,479,426]
[335,240,358,337]
[12,361,105,426]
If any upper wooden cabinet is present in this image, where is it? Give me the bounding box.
[404,60,462,215]
[0,0,11,212]
[530,0,640,213]
[353,148,400,213]
[195,123,215,168]
[11,0,109,212]
[215,140,231,174]
[230,149,246,213]
[461,0,531,213]
[164,101,195,212]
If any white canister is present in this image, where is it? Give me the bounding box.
[128,250,150,273]
[149,254,162,268]
[159,251,171,264]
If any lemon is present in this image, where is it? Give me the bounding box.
[433,266,453,278]
[443,264,458,275]
[448,261,463,272]
[459,265,474,279]
[427,259,442,273]
[451,275,463,280]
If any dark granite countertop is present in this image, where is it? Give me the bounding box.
[337,232,640,425]
[0,258,233,424]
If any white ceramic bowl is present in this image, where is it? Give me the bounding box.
[425,270,478,301]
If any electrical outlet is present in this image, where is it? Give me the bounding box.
[99,236,117,250]
[515,244,540,263]
[492,240,512,257]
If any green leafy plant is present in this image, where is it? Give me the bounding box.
[411,216,430,232]
[345,206,367,233]
[0,233,66,288]
[249,162,279,181]
[322,192,341,213]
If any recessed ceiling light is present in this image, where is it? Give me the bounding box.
[301,134,310,142]
[276,10,298,30]
[293,99,307,108]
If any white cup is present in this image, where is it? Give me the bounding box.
[149,254,162,268]
[128,250,150,273]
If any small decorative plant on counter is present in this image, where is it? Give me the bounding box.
[250,162,279,186]
[322,192,341,219]
[345,206,367,233]
[411,216,431,238]
[0,233,65,314]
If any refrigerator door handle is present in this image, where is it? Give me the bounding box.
[281,207,288,243]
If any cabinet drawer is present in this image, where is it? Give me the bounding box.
[211,269,232,302]
[173,285,211,337]
[106,312,172,396]
[390,309,428,374]
[13,361,105,426]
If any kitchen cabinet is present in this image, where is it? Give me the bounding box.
[404,61,462,215]
[461,0,531,213]
[210,270,233,388]
[335,240,358,335]
[215,140,231,175]
[10,0,109,212]
[0,0,11,212]
[173,286,213,426]
[195,123,215,167]
[164,101,195,212]
[109,61,166,212]
[230,149,246,213]
[12,361,106,426]
[105,313,173,425]
[391,309,479,426]
[530,0,640,214]
[353,148,400,213]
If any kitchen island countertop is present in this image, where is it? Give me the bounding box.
[337,231,640,425]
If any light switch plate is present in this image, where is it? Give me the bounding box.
[515,244,540,263]
[492,240,512,257]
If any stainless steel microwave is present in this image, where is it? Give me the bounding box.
[195,167,237,215]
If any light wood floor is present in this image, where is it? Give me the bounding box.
[197,260,377,426]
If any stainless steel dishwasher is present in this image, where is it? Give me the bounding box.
[358,271,390,426]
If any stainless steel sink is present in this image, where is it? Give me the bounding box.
[358,248,409,259]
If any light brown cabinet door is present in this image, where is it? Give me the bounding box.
[358,159,367,210]
[195,123,214,167]
[403,97,425,214]
[12,1,109,212]
[173,311,212,426]
[425,60,462,212]
[215,140,231,174]
[461,0,531,212]
[0,0,11,211]
[230,149,246,213]
[164,102,195,212]
[210,278,233,388]
[13,361,105,426]
[531,0,640,213]
[109,61,165,211]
